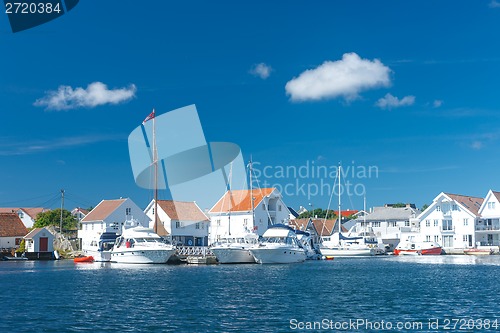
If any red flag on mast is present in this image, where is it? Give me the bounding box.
[142,110,155,124]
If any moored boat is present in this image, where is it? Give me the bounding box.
[110,226,176,264]
[74,256,94,263]
[394,240,442,255]
[463,248,494,256]
[82,231,119,262]
[211,233,259,264]
[249,225,306,264]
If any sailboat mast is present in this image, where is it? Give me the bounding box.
[250,158,255,230]
[338,163,341,234]
[153,108,159,234]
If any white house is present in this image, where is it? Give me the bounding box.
[78,198,150,251]
[144,200,210,246]
[349,205,421,250]
[208,187,290,244]
[0,207,48,228]
[24,227,55,253]
[0,212,28,250]
[71,207,89,221]
[417,192,483,251]
[477,190,500,246]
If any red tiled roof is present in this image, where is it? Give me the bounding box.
[73,207,89,215]
[0,208,48,219]
[492,191,500,204]
[81,199,126,222]
[157,200,209,221]
[210,188,276,213]
[289,218,310,231]
[311,218,348,236]
[444,193,484,217]
[0,213,28,237]
[332,210,359,217]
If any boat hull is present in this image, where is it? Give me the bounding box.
[74,256,94,263]
[394,247,442,256]
[84,249,111,262]
[320,247,374,257]
[110,248,176,264]
[463,249,492,256]
[211,247,256,264]
[250,247,306,264]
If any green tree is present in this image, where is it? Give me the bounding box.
[391,203,407,208]
[298,208,337,220]
[422,204,429,211]
[34,209,77,231]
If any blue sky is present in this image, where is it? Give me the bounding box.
[1,0,500,213]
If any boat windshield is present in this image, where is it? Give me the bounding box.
[263,237,297,245]
[134,238,160,244]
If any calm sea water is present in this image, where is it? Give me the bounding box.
[2,256,500,332]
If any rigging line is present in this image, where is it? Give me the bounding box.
[249,164,273,224]
[321,170,338,241]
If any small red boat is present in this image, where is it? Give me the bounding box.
[394,241,442,256]
[74,256,94,263]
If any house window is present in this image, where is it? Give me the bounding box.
[452,204,458,211]
[176,221,183,228]
[152,208,154,215]
[373,222,380,227]
[426,220,430,227]
[216,219,221,226]
[91,223,94,230]
[405,221,410,227]
[18,212,24,218]
[262,204,266,210]
[126,208,131,215]
[463,218,468,226]
[243,218,248,228]
[434,235,439,243]
[488,202,496,209]
[442,220,453,231]
[425,235,431,242]
[278,205,282,211]
[388,221,396,227]
[436,205,441,212]
[463,235,468,242]
[195,223,200,229]
[434,220,438,227]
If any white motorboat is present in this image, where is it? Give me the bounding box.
[211,233,259,264]
[249,225,306,264]
[82,231,118,262]
[111,226,176,264]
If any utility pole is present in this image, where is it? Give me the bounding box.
[60,189,65,234]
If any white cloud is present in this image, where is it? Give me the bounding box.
[470,141,483,150]
[433,100,443,108]
[285,52,391,102]
[250,63,272,79]
[34,81,136,110]
[489,0,500,8]
[375,93,415,109]
[0,134,124,156]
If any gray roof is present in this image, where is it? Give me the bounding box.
[357,206,421,222]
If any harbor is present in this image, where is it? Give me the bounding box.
[3,255,500,332]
